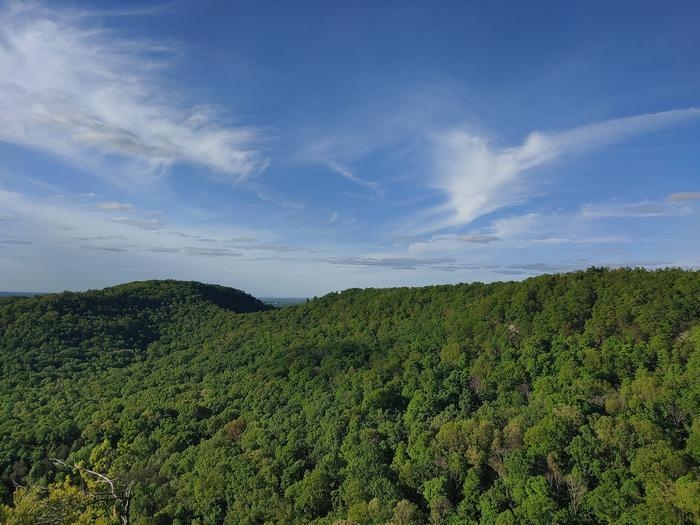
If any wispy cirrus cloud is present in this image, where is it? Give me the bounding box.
[110,216,161,230]
[328,211,359,227]
[326,160,381,194]
[97,201,134,211]
[0,2,266,186]
[318,255,455,270]
[252,189,304,209]
[0,239,32,245]
[666,192,700,202]
[456,234,501,244]
[0,186,271,261]
[406,207,633,255]
[581,200,691,218]
[294,81,465,199]
[424,108,700,232]
[405,189,700,258]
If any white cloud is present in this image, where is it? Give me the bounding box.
[110,216,161,230]
[406,208,635,256]
[318,255,455,270]
[457,234,501,244]
[427,108,700,232]
[490,213,543,239]
[327,211,359,228]
[0,186,271,260]
[294,81,463,188]
[667,192,700,202]
[326,160,381,193]
[0,2,266,186]
[581,200,689,218]
[253,190,304,209]
[97,201,134,211]
[0,185,388,296]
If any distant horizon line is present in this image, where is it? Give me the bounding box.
[2,265,698,299]
[0,290,309,301]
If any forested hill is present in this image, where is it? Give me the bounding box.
[1,269,699,524]
[0,280,271,378]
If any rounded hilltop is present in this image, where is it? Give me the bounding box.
[93,279,273,313]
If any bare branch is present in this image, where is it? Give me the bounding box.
[10,477,25,489]
[49,458,135,525]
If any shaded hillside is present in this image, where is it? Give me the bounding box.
[0,280,270,379]
[1,269,699,524]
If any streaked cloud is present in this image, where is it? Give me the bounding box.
[667,192,700,202]
[238,244,308,253]
[110,216,161,230]
[84,245,129,253]
[406,207,636,255]
[0,186,274,264]
[326,160,381,194]
[457,234,501,244]
[97,201,134,211]
[181,247,242,258]
[254,191,304,209]
[490,213,543,240]
[581,200,688,218]
[426,108,700,232]
[72,234,128,242]
[226,236,261,243]
[327,211,359,228]
[318,255,455,270]
[0,239,32,245]
[0,2,266,186]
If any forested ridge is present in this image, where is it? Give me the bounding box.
[1,268,699,524]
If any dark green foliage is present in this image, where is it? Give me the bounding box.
[1,268,699,523]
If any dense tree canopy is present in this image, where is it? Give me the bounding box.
[1,269,699,523]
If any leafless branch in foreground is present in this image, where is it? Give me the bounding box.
[50,458,135,525]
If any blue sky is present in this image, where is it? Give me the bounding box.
[0,0,699,296]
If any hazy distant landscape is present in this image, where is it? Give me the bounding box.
[259,297,309,307]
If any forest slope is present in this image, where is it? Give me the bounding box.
[1,269,699,524]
